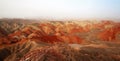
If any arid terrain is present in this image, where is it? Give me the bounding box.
[0,18,120,61]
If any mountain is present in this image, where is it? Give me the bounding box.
[0,18,120,61]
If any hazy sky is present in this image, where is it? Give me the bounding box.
[0,0,120,19]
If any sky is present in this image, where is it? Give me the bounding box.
[0,0,120,19]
